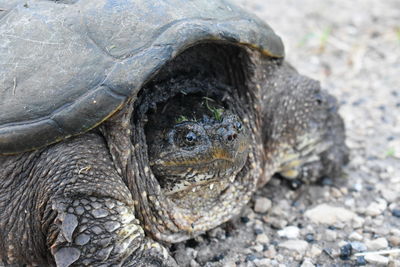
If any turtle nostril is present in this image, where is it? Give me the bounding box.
[227,133,237,141]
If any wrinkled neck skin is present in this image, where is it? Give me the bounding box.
[101,81,263,243]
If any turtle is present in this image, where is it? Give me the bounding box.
[0,0,348,266]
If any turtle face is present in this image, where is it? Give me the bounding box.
[148,113,249,196]
[145,95,250,197]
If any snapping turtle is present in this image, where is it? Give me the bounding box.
[0,0,348,266]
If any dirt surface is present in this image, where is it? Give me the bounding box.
[173,0,400,266]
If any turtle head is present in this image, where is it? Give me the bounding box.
[146,96,250,196]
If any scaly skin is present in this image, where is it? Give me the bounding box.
[146,94,250,196]
[0,53,348,266]
[0,133,175,266]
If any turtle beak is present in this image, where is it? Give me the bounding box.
[210,148,235,162]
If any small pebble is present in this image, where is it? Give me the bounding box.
[254,228,263,235]
[256,234,269,244]
[349,232,363,241]
[307,245,322,258]
[254,258,271,267]
[212,253,224,262]
[300,258,314,267]
[365,237,389,250]
[355,256,366,266]
[240,216,250,223]
[364,254,389,265]
[278,226,300,239]
[254,197,272,213]
[264,216,288,229]
[350,241,367,252]
[190,259,200,267]
[365,199,387,216]
[252,244,264,253]
[305,204,358,225]
[339,243,353,260]
[278,240,308,254]
[305,233,315,243]
[388,235,400,246]
[245,254,257,262]
[391,209,400,218]
[325,229,337,241]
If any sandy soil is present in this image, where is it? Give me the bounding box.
[173,0,400,266]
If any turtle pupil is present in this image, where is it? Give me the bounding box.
[185,131,197,143]
[235,122,242,130]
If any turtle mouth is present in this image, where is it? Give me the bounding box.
[159,149,236,167]
[151,146,249,196]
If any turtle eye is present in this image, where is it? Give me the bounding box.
[185,131,197,145]
[234,121,242,131]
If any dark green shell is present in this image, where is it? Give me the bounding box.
[0,0,284,154]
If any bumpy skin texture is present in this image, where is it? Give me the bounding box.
[0,52,348,266]
[0,133,176,266]
[146,95,250,195]
[0,4,347,266]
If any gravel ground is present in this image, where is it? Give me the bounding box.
[173,0,400,266]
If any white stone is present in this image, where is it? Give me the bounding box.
[256,234,270,244]
[390,228,400,237]
[365,198,387,216]
[307,245,322,258]
[366,237,389,250]
[380,188,398,203]
[300,258,315,267]
[349,232,363,241]
[190,259,200,267]
[278,240,308,254]
[365,254,389,266]
[350,241,367,252]
[352,216,365,228]
[253,244,264,253]
[278,226,300,239]
[304,204,359,225]
[263,246,276,259]
[254,258,272,267]
[324,229,337,241]
[254,197,272,213]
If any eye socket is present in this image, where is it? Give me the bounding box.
[184,131,197,145]
[234,121,242,130]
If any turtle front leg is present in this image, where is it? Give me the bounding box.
[258,61,349,186]
[49,196,175,267]
[37,133,176,266]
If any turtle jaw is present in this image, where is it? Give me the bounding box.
[161,149,249,197]
[150,140,249,197]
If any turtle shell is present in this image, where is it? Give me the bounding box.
[0,0,284,154]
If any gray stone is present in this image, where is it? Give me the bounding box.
[254,197,272,213]
[256,233,269,244]
[366,237,389,250]
[349,232,363,241]
[278,226,300,239]
[305,204,359,225]
[300,258,315,267]
[350,241,367,252]
[324,229,337,241]
[365,199,387,216]
[365,254,389,266]
[254,258,272,267]
[278,240,308,254]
